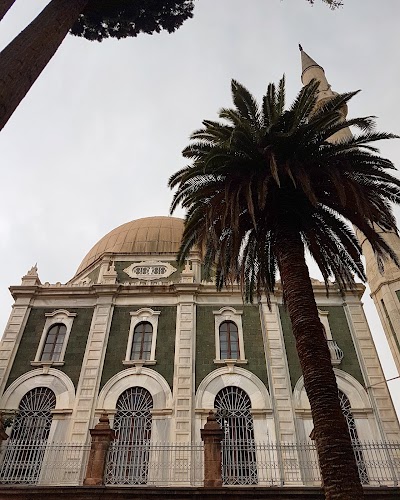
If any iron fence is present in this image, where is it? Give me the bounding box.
[0,441,90,485]
[104,441,204,486]
[221,440,400,487]
[0,439,398,487]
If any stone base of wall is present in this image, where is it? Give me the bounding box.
[0,487,398,500]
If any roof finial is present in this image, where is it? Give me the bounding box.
[299,43,303,52]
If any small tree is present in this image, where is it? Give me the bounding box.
[306,0,343,8]
[0,0,194,130]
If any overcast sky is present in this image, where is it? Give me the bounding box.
[0,0,399,415]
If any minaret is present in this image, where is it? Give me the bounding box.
[300,44,352,143]
[299,45,400,374]
[359,230,400,374]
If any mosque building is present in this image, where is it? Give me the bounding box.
[0,51,399,494]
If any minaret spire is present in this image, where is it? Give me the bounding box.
[299,46,351,142]
[299,45,332,96]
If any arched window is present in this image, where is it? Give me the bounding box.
[215,386,257,485]
[219,321,239,359]
[130,322,153,361]
[40,323,66,361]
[338,390,368,484]
[0,387,56,484]
[106,387,153,485]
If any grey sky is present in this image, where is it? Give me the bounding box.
[0,0,399,413]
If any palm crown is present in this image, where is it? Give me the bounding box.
[169,77,400,301]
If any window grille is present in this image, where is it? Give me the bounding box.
[0,387,56,484]
[219,321,239,359]
[107,387,153,484]
[41,323,66,361]
[215,386,257,485]
[338,390,369,484]
[131,322,153,360]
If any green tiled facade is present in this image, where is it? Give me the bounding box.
[86,266,100,283]
[195,305,215,389]
[196,305,268,390]
[279,305,364,389]
[242,305,268,387]
[6,307,93,390]
[100,305,176,390]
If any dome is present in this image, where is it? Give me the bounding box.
[75,216,184,276]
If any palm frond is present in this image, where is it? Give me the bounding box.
[169,77,400,303]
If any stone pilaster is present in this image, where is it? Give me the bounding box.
[0,267,41,397]
[69,290,115,442]
[260,299,297,442]
[171,284,198,442]
[344,298,400,440]
[359,230,400,374]
[0,299,31,397]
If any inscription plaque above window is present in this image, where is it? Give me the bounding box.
[123,261,177,281]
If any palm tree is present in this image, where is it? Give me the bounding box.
[0,0,194,131]
[169,77,400,499]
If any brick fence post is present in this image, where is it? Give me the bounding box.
[201,411,224,487]
[84,412,115,485]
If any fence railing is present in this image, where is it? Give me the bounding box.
[0,439,398,487]
[221,440,400,487]
[327,339,344,364]
[0,441,90,485]
[104,441,204,486]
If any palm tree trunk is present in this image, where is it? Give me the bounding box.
[276,230,364,499]
[0,0,16,21]
[0,0,89,131]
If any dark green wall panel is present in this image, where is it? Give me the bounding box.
[196,305,268,390]
[196,305,215,390]
[100,306,176,390]
[279,305,364,390]
[6,307,93,390]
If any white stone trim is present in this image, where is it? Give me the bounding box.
[123,261,177,281]
[343,301,400,440]
[33,309,76,365]
[0,368,75,411]
[213,306,245,362]
[97,367,172,410]
[195,366,271,410]
[125,308,160,362]
[0,369,75,442]
[69,300,113,442]
[318,309,332,340]
[293,369,371,410]
[293,369,380,442]
[0,302,32,397]
[260,300,298,442]
[195,366,272,444]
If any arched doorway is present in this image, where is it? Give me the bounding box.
[0,387,56,483]
[339,390,369,484]
[215,386,257,485]
[106,387,153,485]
